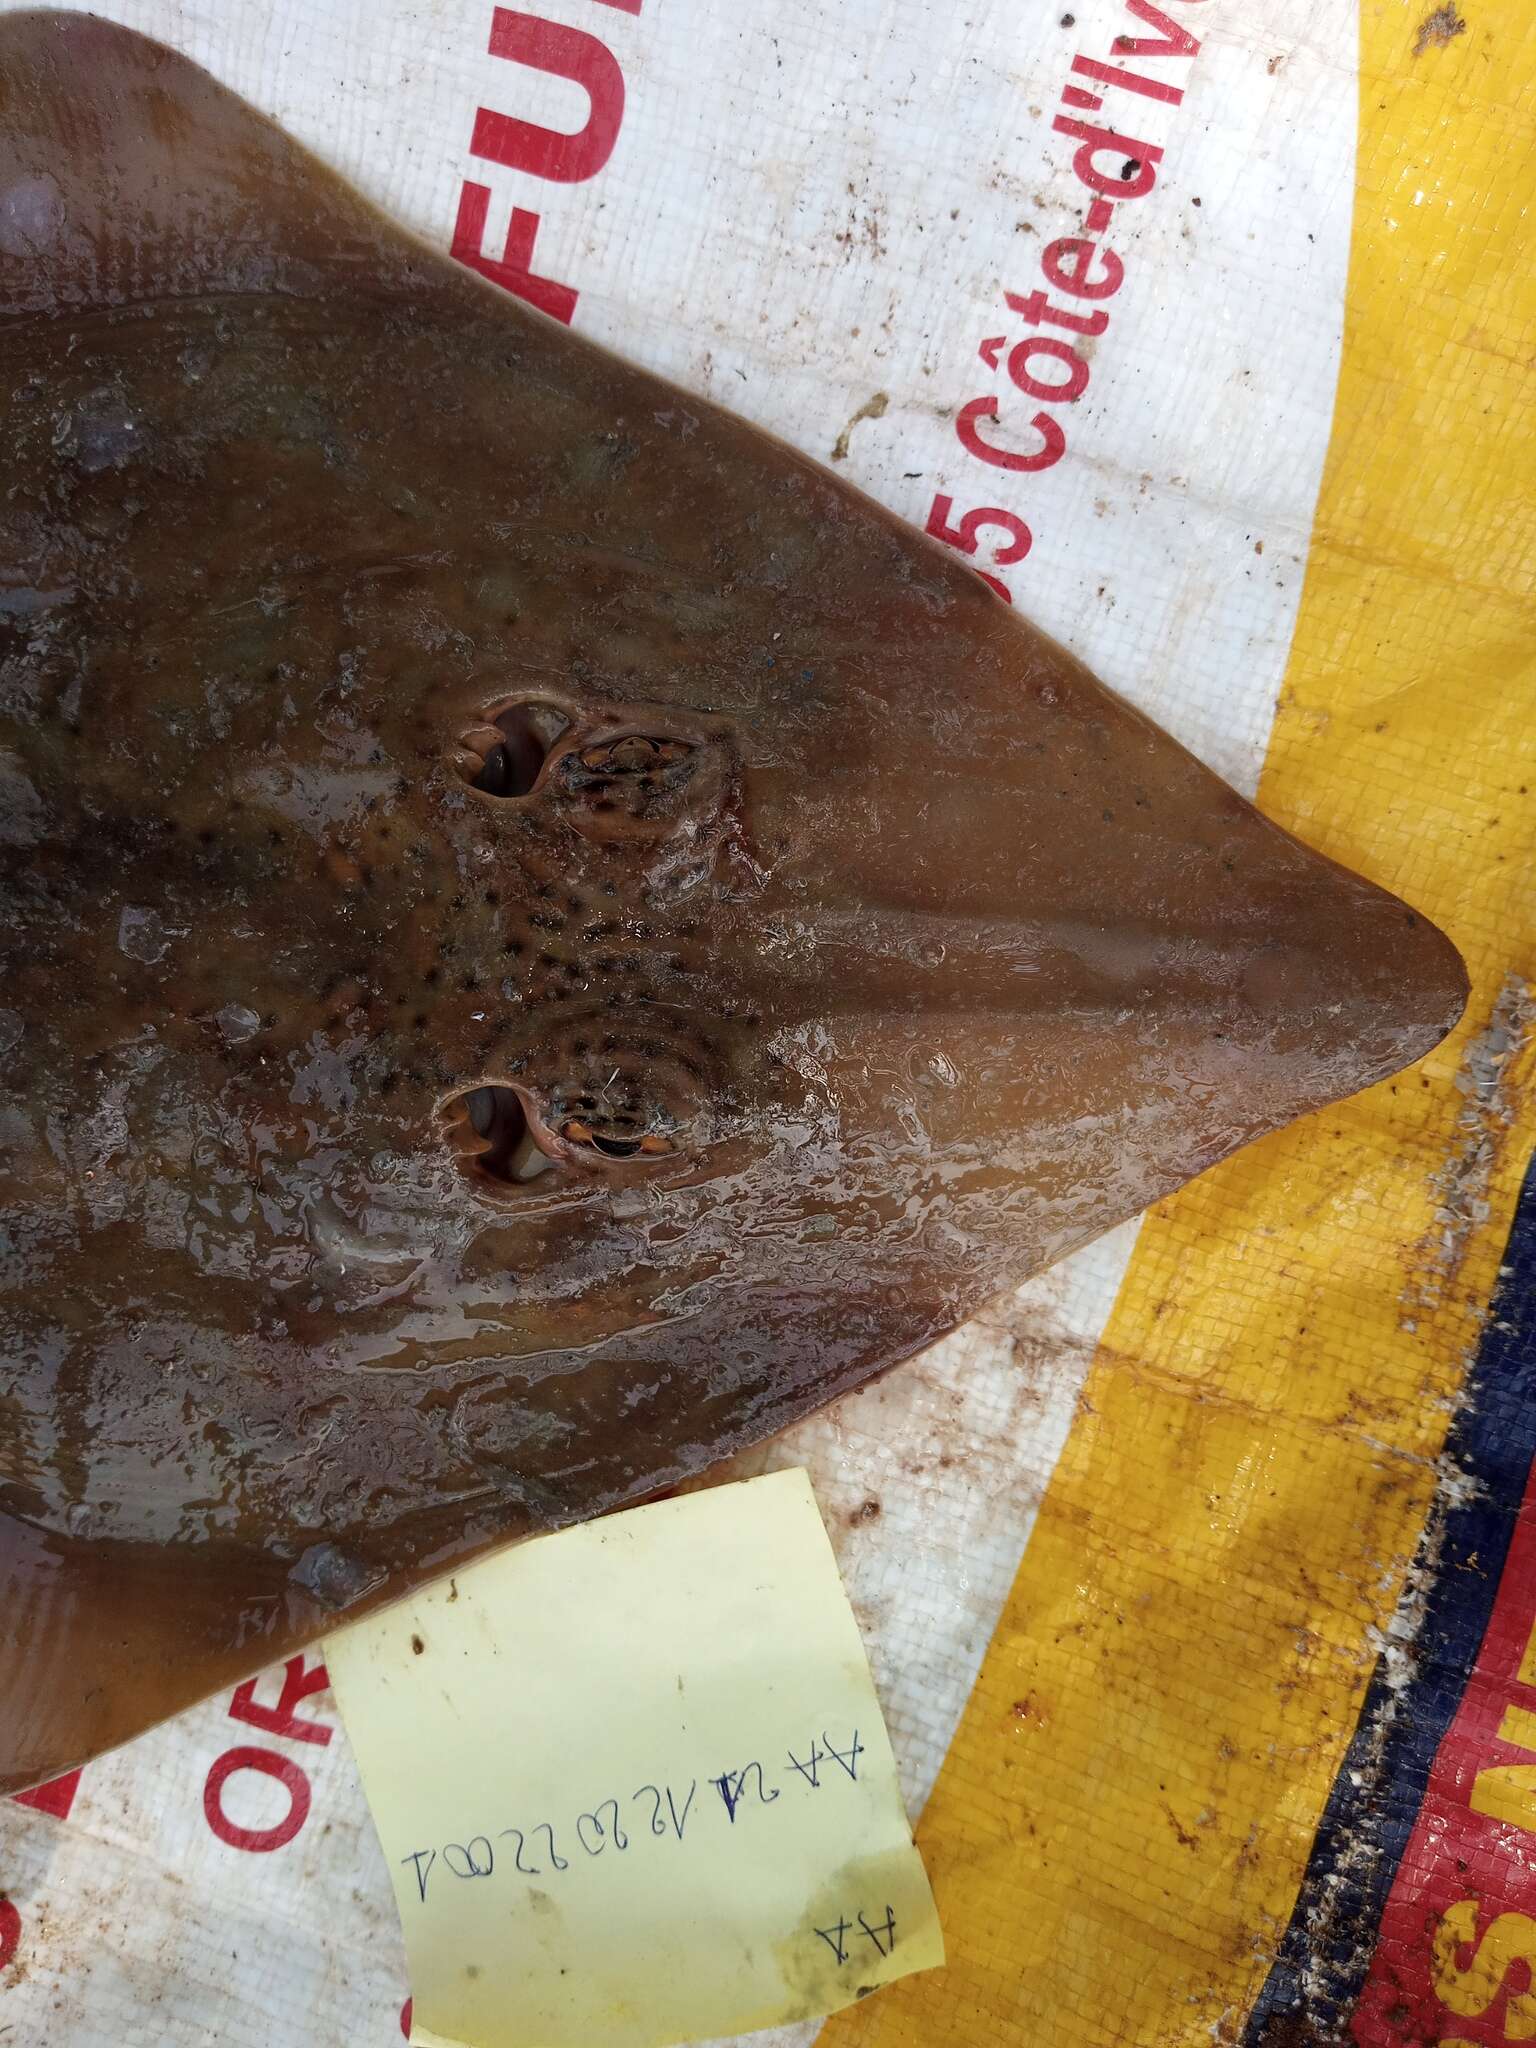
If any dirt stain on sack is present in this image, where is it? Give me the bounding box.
[830,391,888,462]
[1412,4,1467,54]
[1403,973,1534,1315]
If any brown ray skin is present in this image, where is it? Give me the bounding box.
[0,9,1466,1794]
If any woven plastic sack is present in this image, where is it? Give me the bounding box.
[0,1,1531,2044]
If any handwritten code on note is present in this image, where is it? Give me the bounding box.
[325,1469,943,2048]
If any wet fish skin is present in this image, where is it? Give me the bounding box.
[0,9,1466,1791]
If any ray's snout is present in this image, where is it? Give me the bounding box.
[737,622,1467,1200]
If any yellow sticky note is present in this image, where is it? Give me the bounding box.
[325,1468,943,2048]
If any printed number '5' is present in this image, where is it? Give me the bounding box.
[925,493,1032,601]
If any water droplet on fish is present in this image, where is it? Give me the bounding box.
[0,173,63,257]
[290,1542,382,1612]
[118,906,169,963]
[216,1004,261,1043]
[54,388,143,472]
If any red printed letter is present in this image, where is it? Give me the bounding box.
[1040,236,1125,301]
[1114,0,1202,61]
[1003,288,1108,338]
[925,493,1032,601]
[926,494,1033,567]
[0,1900,19,1973]
[1053,116,1163,201]
[1007,335,1090,404]
[1070,53,1185,104]
[472,11,626,184]
[228,1655,333,1749]
[203,1747,312,1853]
[12,1768,82,1821]
[452,183,579,325]
[956,397,1066,475]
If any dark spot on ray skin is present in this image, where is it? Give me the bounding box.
[0,10,1467,1795]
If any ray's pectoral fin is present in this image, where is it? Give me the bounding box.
[0,8,415,316]
[0,1515,283,1795]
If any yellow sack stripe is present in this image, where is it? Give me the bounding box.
[824,3,1536,2042]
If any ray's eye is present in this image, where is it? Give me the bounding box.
[456,703,571,798]
[552,1075,680,1162]
[442,1076,682,1194]
[547,728,714,845]
[560,1118,676,1160]
[576,735,692,784]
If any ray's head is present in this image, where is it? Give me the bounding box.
[0,7,1467,1518]
[393,583,1469,1356]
